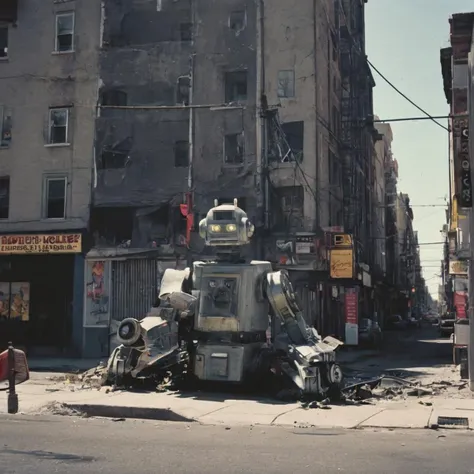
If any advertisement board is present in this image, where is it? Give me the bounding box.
[344,287,358,345]
[0,234,82,254]
[330,249,353,279]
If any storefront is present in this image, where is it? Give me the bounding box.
[0,232,83,355]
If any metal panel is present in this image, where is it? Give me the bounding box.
[110,259,157,322]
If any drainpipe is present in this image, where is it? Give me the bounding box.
[313,0,320,230]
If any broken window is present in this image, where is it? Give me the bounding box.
[225,71,247,102]
[275,186,304,230]
[0,26,8,58]
[229,11,246,31]
[44,176,67,219]
[0,176,9,219]
[48,107,69,144]
[99,149,128,170]
[277,70,295,98]
[90,207,134,246]
[101,89,127,107]
[281,121,304,160]
[224,133,244,165]
[176,76,190,105]
[174,141,189,167]
[180,23,192,41]
[55,12,74,52]
[0,106,12,147]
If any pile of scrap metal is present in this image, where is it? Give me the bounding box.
[105,200,344,400]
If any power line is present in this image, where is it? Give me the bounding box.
[374,115,449,123]
[366,59,450,133]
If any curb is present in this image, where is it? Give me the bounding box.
[63,404,195,423]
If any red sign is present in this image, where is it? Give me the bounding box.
[454,291,467,319]
[345,288,358,325]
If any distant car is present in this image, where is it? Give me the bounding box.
[386,315,408,331]
[358,318,382,348]
[438,312,455,336]
[407,316,421,329]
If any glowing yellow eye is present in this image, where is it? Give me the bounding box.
[226,224,237,232]
[210,224,221,232]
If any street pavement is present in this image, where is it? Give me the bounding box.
[2,324,474,430]
[1,414,473,474]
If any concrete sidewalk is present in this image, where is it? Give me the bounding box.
[3,377,474,430]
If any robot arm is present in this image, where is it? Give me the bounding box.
[264,270,343,396]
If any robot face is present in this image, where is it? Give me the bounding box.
[199,203,254,247]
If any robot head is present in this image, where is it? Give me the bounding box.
[199,198,255,247]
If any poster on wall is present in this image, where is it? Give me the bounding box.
[10,282,30,321]
[0,282,29,321]
[0,282,9,320]
[344,287,358,345]
[84,260,111,328]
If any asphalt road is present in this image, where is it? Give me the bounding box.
[0,414,473,474]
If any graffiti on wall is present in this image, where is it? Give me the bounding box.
[84,260,110,327]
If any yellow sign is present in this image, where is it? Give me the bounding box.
[330,249,353,279]
[450,195,458,230]
[0,234,82,254]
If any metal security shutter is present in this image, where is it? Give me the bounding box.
[110,258,157,322]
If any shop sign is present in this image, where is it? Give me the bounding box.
[330,249,353,279]
[459,126,471,207]
[454,291,467,319]
[344,287,358,345]
[0,233,82,254]
[449,259,468,275]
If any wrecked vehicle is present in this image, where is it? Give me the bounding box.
[106,199,344,398]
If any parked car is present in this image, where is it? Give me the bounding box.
[407,316,421,329]
[385,315,408,331]
[438,312,455,336]
[358,318,382,348]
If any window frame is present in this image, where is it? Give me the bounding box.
[55,11,75,53]
[0,175,10,220]
[0,25,8,59]
[44,176,67,220]
[224,71,248,103]
[223,132,244,166]
[48,107,70,145]
[277,70,295,98]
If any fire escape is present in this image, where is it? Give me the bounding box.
[340,0,367,265]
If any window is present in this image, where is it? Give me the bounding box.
[281,121,304,160]
[224,133,244,165]
[100,89,127,107]
[48,108,69,144]
[277,70,295,98]
[174,141,189,167]
[229,11,246,31]
[176,76,190,105]
[0,106,11,147]
[99,149,128,170]
[0,176,9,219]
[44,177,67,219]
[0,27,8,58]
[180,23,192,41]
[55,12,75,52]
[225,71,247,102]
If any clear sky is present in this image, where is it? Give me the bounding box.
[365,0,473,298]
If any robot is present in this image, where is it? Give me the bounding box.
[106,199,343,398]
